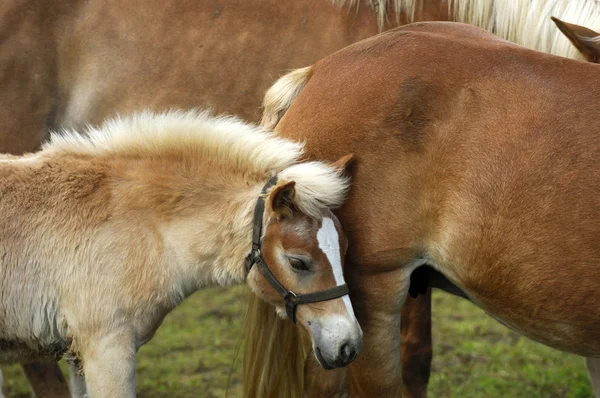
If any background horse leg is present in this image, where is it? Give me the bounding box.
[586,357,600,397]
[0,368,4,398]
[21,363,70,398]
[303,353,349,398]
[68,362,87,398]
[400,290,433,398]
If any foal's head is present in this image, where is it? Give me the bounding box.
[247,156,362,369]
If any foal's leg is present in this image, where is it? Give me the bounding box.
[586,357,600,397]
[68,362,87,398]
[81,331,136,398]
[21,362,71,398]
[0,368,4,398]
[400,290,433,398]
[347,267,409,396]
[303,353,349,397]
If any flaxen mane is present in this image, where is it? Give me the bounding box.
[44,110,349,219]
[334,0,600,60]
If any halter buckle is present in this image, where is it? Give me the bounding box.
[245,248,260,272]
[284,290,298,303]
[284,291,299,323]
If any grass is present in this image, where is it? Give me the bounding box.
[1,288,592,397]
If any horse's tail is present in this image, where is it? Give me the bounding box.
[242,294,310,397]
[260,66,313,130]
[242,66,314,398]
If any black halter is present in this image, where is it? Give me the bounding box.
[245,176,350,323]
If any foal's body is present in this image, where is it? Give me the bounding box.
[0,111,360,397]
[256,22,600,396]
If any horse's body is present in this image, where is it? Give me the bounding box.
[0,110,360,397]
[2,1,600,396]
[255,22,600,396]
[4,0,600,154]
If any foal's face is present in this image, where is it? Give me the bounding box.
[249,202,362,369]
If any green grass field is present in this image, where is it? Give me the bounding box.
[1,287,591,397]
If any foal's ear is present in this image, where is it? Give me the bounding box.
[268,181,296,218]
[332,154,355,176]
[551,16,600,63]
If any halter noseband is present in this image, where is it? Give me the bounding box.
[245,176,350,323]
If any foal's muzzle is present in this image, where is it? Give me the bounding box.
[309,314,363,369]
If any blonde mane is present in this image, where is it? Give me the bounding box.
[334,0,600,60]
[44,110,349,219]
[44,110,303,175]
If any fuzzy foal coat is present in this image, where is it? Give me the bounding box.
[0,111,355,397]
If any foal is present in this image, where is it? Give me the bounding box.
[0,110,361,397]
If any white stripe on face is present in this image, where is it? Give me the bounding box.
[317,217,355,317]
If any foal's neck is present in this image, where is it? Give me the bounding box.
[140,163,264,296]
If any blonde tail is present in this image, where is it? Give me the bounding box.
[242,293,310,398]
[260,66,313,130]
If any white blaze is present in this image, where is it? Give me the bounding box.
[317,217,356,318]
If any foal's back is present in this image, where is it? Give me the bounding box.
[276,22,600,355]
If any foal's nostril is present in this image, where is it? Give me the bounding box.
[339,343,355,363]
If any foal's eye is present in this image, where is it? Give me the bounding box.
[288,257,309,271]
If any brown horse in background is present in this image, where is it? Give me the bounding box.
[1,1,600,396]
[4,0,600,154]
[252,21,600,397]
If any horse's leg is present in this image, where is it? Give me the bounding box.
[400,290,433,398]
[586,357,600,397]
[68,362,87,398]
[303,353,349,397]
[81,332,136,398]
[0,368,4,398]
[21,363,70,398]
[347,267,409,396]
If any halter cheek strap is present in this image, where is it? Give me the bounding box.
[245,176,350,324]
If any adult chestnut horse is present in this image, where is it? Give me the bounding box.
[1,1,600,396]
[249,22,600,397]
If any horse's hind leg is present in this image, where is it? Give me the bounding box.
[400,290,433,398]
[21,362,70,398]
[586,357,600,397]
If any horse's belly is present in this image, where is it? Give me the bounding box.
[463,287,600,357]
[0,338,69,364]
[0,290,68,363]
